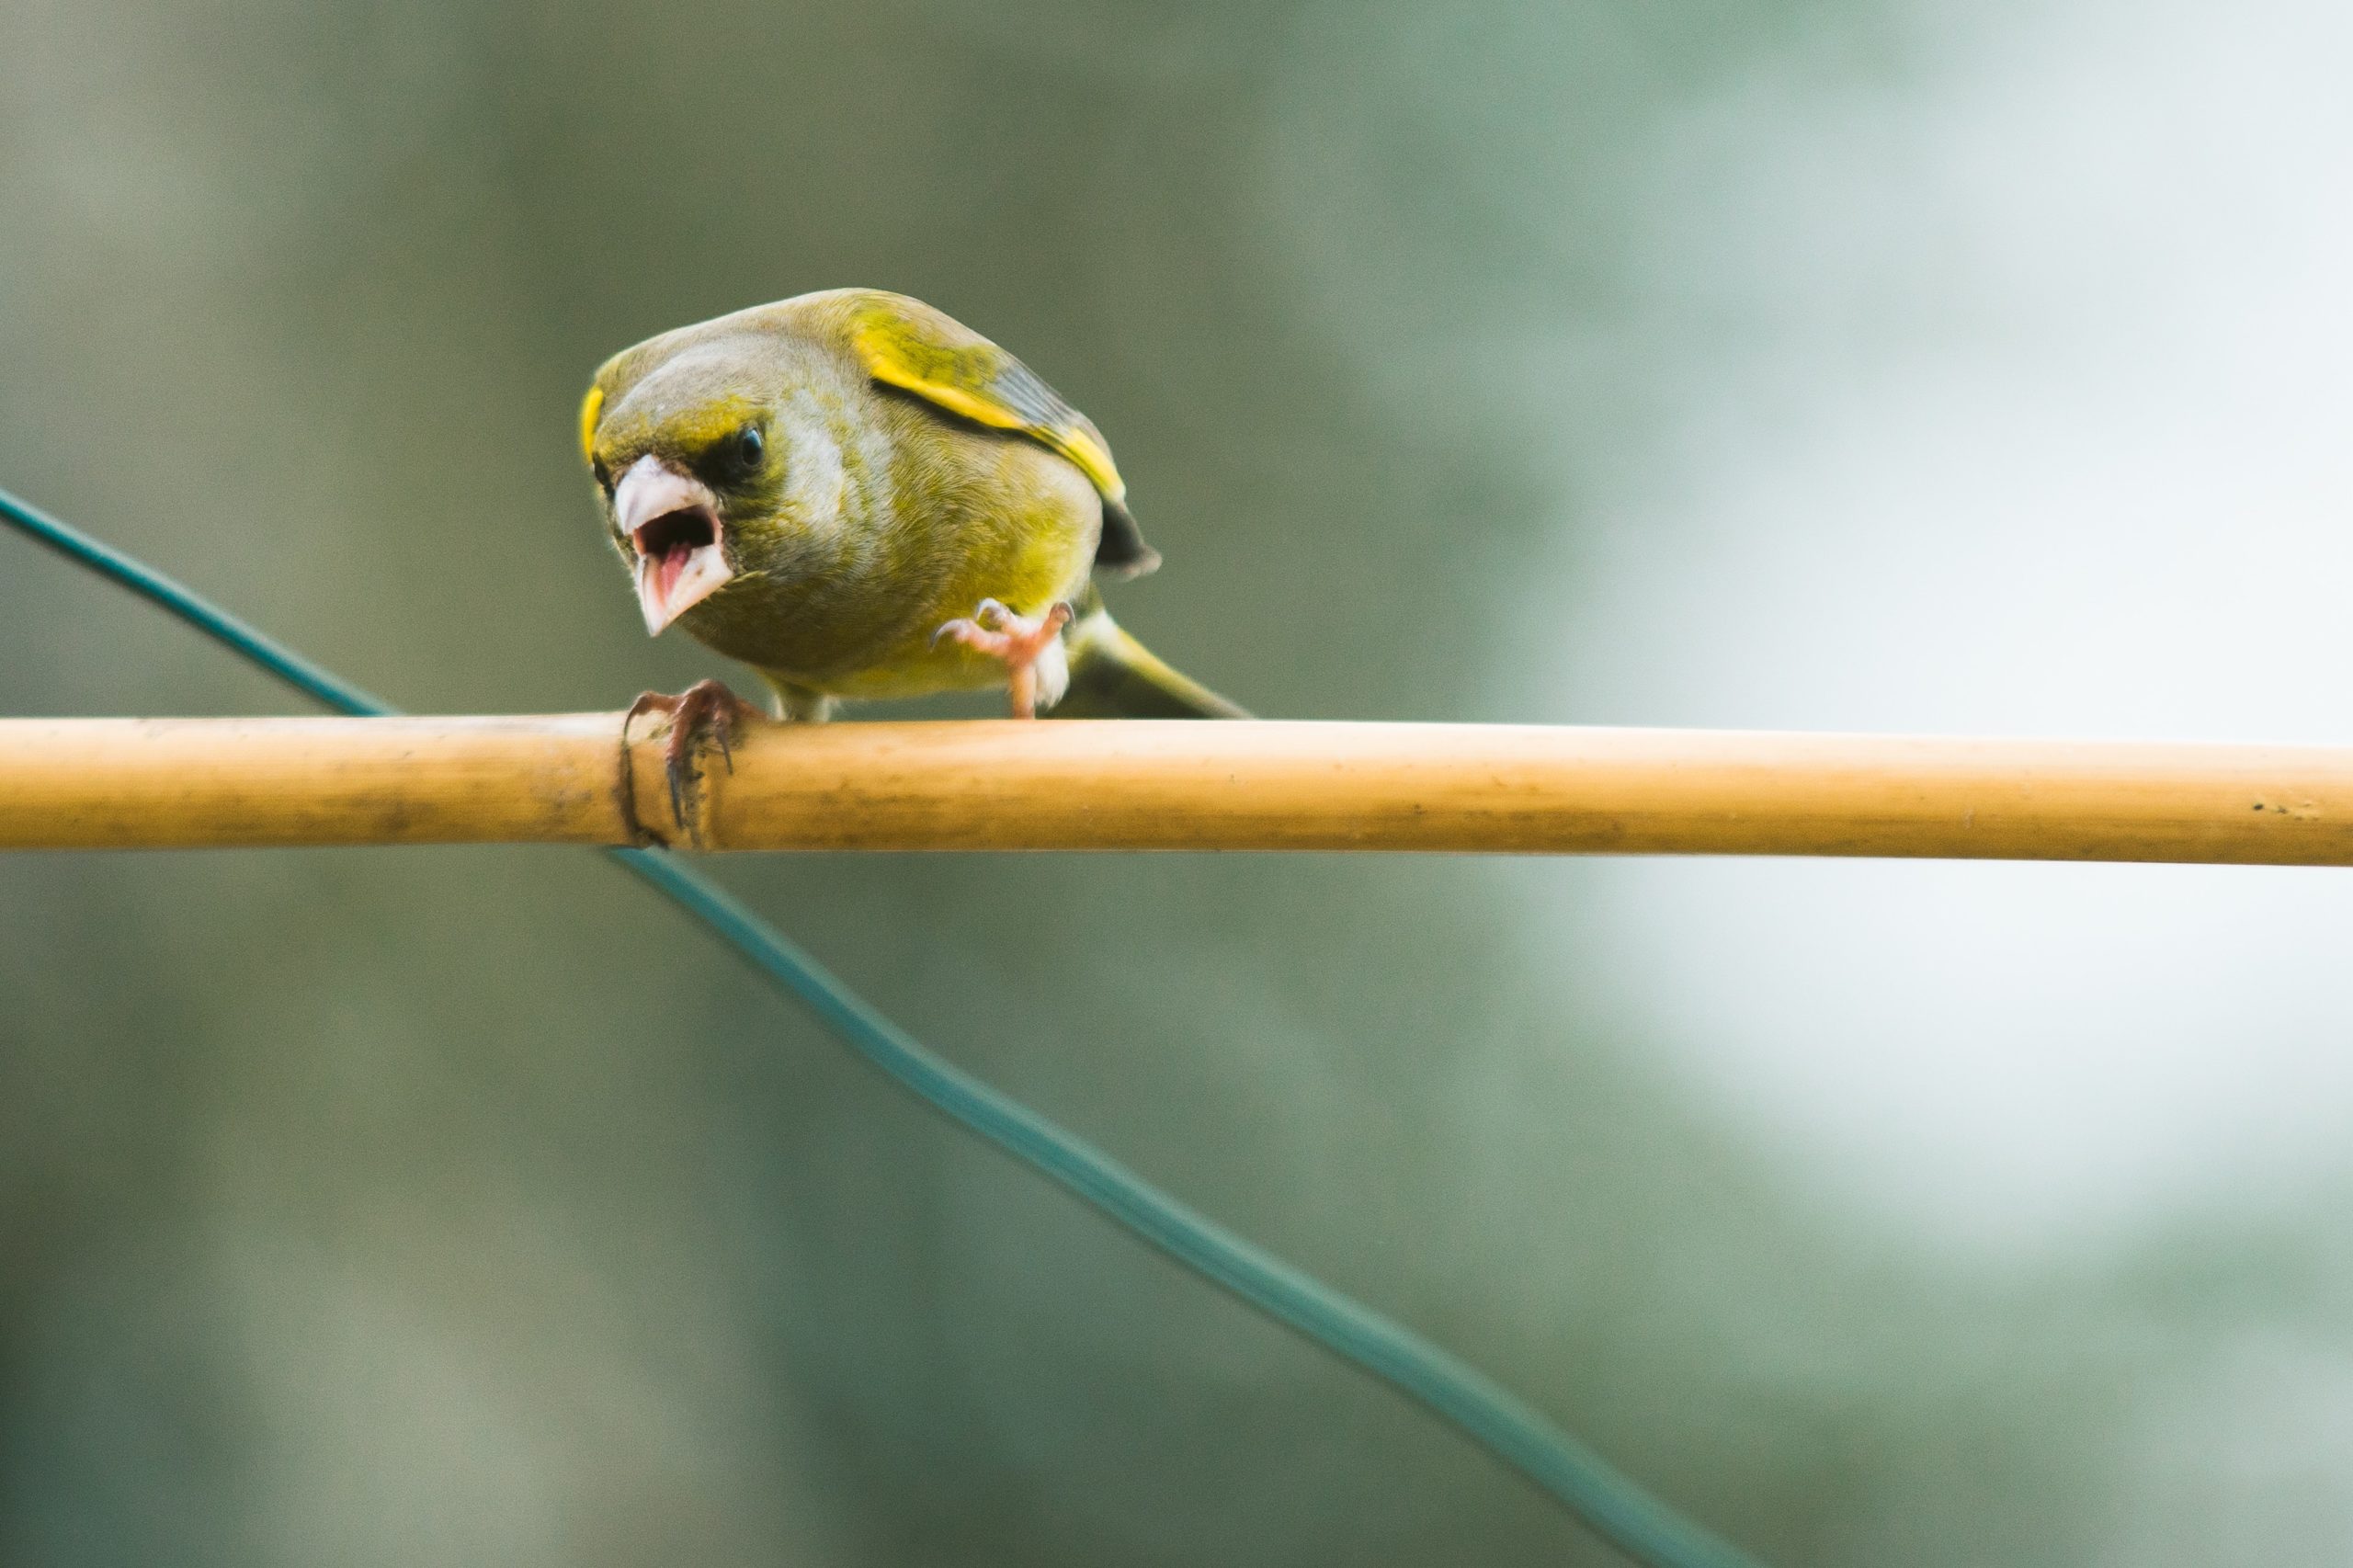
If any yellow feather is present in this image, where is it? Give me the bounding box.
[850,303,1128,503]
[577,383,605,461]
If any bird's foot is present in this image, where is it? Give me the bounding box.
[625,677,766,833]
[930,599,1074,719]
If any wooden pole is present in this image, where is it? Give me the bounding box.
[0,716,624,850]
[3,715,2353,863]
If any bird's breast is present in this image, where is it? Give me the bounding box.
[678,415,1103,697]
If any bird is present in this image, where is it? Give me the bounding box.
[579,288,1245,801]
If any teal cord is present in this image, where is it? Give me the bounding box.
[0,483,1763,1568]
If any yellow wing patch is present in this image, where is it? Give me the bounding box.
[849,295,1127,503]
[577,383,605,461]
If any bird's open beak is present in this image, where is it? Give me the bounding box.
[613,455,733,636]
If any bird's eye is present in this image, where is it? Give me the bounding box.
[591,458,612,493]
[732,425,765,472]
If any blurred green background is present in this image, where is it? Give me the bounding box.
[10,1,2353,1562]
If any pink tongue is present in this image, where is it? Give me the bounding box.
[654,545,690,605]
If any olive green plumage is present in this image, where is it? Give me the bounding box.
[581,288,1243,720]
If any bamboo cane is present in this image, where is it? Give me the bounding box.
[0,716,621,849]
[2,715,2352,861]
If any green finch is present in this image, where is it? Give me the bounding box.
[579,288,1244,775]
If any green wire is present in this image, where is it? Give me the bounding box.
[0,483,1763,1568]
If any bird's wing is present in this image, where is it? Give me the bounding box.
[847,293,1128,504]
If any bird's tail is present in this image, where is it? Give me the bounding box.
[1051,587,1249,719]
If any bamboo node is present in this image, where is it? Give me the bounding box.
[615,708,668,850]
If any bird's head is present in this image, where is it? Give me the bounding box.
[580,337,788,637]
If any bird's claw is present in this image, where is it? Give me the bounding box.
[625,678,764,836]
[929,600,1074,718]
[928,598,1018,651]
